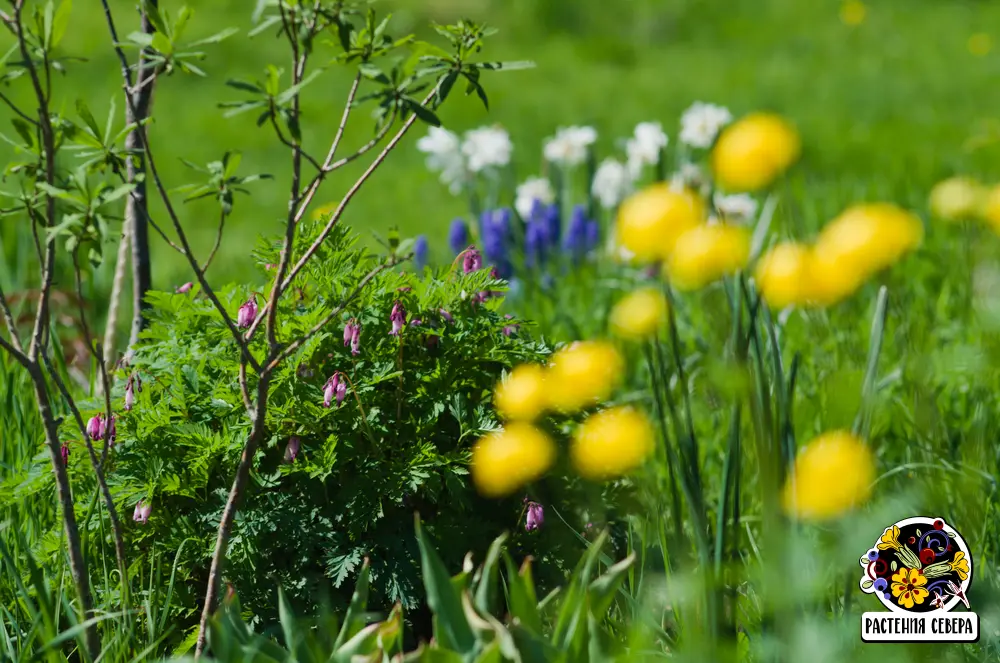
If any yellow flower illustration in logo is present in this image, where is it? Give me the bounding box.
[891,567,929,609]
[878,525,902,551]
[949,551,970,581]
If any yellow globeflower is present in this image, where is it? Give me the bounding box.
[755,241,811,309]
[982,184,1000,234]
[616,184,706,262]
[782,430,875,521]
[666,223,750,290]
[711,113,801,192]
[815,203,923,277]
[471,423,555,498]
[805,249,868,308]
[494,364,548,421]
[546,341,624,412]
[929,177,985,222]
[609,287,668,340]
[571,406,655,480]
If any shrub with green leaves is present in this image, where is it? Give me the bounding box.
[108,223,581,633]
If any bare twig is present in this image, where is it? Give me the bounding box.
[0,284,24,354]
[201,209,227,273]
[0,89,38,126]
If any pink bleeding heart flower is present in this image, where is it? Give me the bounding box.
[237,295,258,328]
[133,500,152,525]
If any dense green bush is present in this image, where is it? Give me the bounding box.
[98,223,585,637]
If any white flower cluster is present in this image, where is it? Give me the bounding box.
[416,125,513,193]
[417,101,752,223]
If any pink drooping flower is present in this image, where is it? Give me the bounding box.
[410,318,422,327]
[87,414,105,441]
[323,373,340,408]
[344,320,361,356]
[389,301,406,336]
[106,414,117,447]
[133,501,152,525]
[284,436,301,463]
[60,443,70,466]
[176,282,193,294]
[237,295,258,328]
[503,314,520,337]
[462,246,482,274]
[525,501,544,532]
[439,309,454,324]
[124,373,140,411]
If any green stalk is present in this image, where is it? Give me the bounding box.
[853,286,889,439]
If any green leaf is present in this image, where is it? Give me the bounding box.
[414,514,475,655]
[277,587,299,656]
[75,99,101,140]
[333,558,370,650]
[502,553,542,634]
[189,27,239,47]
[51,0,72,49]
[151,32,173,56]
[473,532,506,614]
[406,99,440,127]
[276,69,324,105]
[222,151,242,179]
[173,6,194,44]
[10,119,35,148]
[588,553,635,616]
[141,0,168,36]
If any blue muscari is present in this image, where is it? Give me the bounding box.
[414,235,429,271]
[443,200,599,281]
[448,218,468,255]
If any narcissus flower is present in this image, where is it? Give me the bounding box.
[471,423,555,498]
[782,430,875,521]
[571,407,655,480]
[711,113,800,192]
[546,341,624,412]
[237,295,258,328]
[609,287,668,339]
[616,184,705,262]
[754,242,812,309]
[666,223,750,290]
[494,364,547,421]
[929,177,985,222]
[133,501,152,525]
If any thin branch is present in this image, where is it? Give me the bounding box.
[326,116,395,171]
[101,0,259,373]
[322,73,362,173]
[0,89,38,126]
[244,86,435,343]
[0,283,24,354]
[268,112,323,173]
[201,209,227,273]
[265,256,404,373]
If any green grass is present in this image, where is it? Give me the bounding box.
[2,0,999,293]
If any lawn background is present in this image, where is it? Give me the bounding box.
[1,0,998,291]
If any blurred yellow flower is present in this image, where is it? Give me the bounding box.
[312,201,339,221]
[711,113,801,192]
[809,203,923,305]
[840,0,866,26]
[666,223,750,290]
[969,33,993,57]
[610,287,668,340]
[571,406,654,480]
[471,423,555,498]
[494,364,548,421]
[929,177,986,222]
[546,341,624,412]
[782,430,876,521]
[616,184,706,262]
[982,184,1000,234]
[754,241,812,309]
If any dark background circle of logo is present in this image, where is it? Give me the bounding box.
[869,518,970,613]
